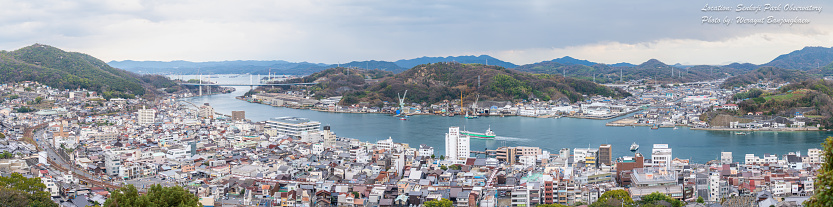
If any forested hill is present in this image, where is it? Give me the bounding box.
[286,62,630,106]
[0,44,172,99]
[762,46,833,70]
[721,67,810,89]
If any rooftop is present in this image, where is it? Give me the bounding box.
[268,117,318,125]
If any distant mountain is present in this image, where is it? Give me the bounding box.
[394,55,518,69]
[334,60,407,73]
[0,44,175,99]
[109,60,330,75]
[610,62,636,67]
[762,46,833,70]
[514,58,738,84]
[108,60,293,69]
[109,59,411,75]
[548,56,597,66]
[724,63,759,71]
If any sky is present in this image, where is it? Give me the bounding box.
[1,0,832,65]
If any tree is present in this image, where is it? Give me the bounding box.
[430,154,435,159]
[424,198,453,207]
[449,165,462,170]
[439,165,448,170]
[0,151,13,159]
[439,155,445,160]
[0,173,57,207]
[595,189,633,205]
[104,184,200,207]
[640,192,682,207]
[807,136,833,207]
[538,204,568,207]
[697,196,704,203]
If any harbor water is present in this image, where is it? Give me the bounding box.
[179,75,833,163]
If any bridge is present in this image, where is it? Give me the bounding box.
[179,83,317,86]
[180,82,318,96]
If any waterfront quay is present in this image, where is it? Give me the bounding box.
[0,81,826,207]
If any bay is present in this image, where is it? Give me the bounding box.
[177,75,832,163]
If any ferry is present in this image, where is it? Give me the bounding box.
[630,142,639,151]
[461,127,496,139]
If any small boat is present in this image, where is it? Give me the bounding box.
[735,132,747,135]
[673,126,678,130]
[461,127,496,139]
[630,142,639,151]
[399,118,407,121]
[465,112,478,119]
[651,125,659,130]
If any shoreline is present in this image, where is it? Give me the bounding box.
[239,96,639,120]
[690,127,821,132]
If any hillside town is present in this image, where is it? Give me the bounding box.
[0,81,826,207]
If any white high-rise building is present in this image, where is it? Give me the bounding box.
[651,144,672,169]
[104,151,121,176]
[721,151,733,164]
[444,126,469,163]
[138,106,155,125]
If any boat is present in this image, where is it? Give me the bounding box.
[735,132,747,135]
[630,142,639,151]
[673,126,678,130]
[461,127,496,139]
[465,111,478,119]
[399,118,407,121]
[651,125,659,130]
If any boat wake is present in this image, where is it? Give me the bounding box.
[493,136,530,141]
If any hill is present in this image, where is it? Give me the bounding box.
[734,80,833,128]
[394,55,518,69]
[0,44,155,99]
[274,62,630,106]
[275,67,394,99]
[721,67,810,89]
[762,46,833,70]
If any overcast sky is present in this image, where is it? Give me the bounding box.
[2,0,832,65]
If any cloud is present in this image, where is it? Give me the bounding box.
[495,31,833,65]
[0,0,831,65]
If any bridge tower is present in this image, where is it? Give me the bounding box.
[199,74,203,96]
